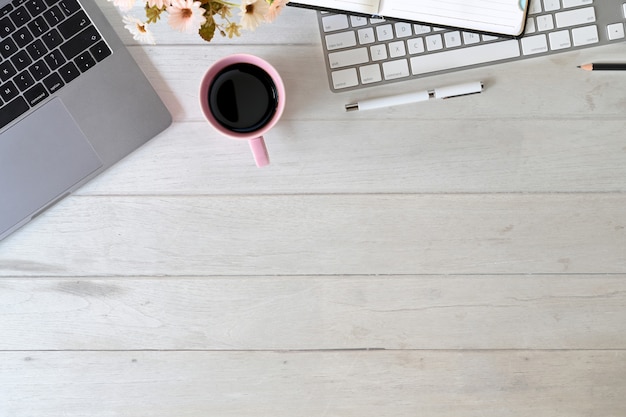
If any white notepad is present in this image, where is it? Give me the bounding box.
[291,0,529,37]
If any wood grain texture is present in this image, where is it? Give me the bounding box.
[1,194,625,276]
[1,276,626,350]
[1,1,625,415]
[2,350,626,417]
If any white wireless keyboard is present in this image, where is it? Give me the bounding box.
[316,0,626,92]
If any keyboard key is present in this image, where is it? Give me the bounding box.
[0,15,16,36]
[395,22,412,38]
[43,5,63,26]
[89,40,111,61]
[359,64,382,84]
[331,68,358,89]
[407,37,425,54]
[325,31,356,50]
[74,50,95,71]
[425,34,443,51]
[444,31,462,47]
[58,60,79,82]
[376,24,393,41]
[23,82,48,106]
[562,0,593,7]
[607,23,625,40]
[371,45,387,62]
[1,80,20,101]
[555,7,595,28]
[410,40,520,75]
[328,47,369,68]
[60,25,100,60]
[26,38,46,59]
[29,15,49,36]
[44,50,65,69]
[520,34,548,54]
[0,96,29,129]
[13,26,33,46]
[58,9,89,38]
[1,4,14,17]
[42,27,63,49]
[382,59,409,80]
[388,40,406,57]
[28,59,50,79]
[322,14,348,32]
[0,36,18,58]
[9,5,30,27]
[14,69,35,89]
[42,71,64,93]
[572,24,599,45]
[0,60,17,81]
[549,30,572,50]
[11,49,31,70]
[58,0,81,16]
[24,0,47,17]
[357,27,375,44]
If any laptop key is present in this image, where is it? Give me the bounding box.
[0,80,19,101]
[44,49,65,70]
[0,37,18,59]
[0,96,29,129]
[0,15,16,35]
[0,60,17,81]
[14,70,35,90]
[60,25,100,59]
[11,49,32,71]
[58,60,79,82]
[9,5,30,27]
[42,71,64,93]
[89,40,111,62]
[74,50,95,71]
[42,27,62,49]
[58,9,89,38]
[58,0,80,16]
[23,82,48,106]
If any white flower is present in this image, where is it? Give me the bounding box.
[239,0,269,31]
[109,0,136,12]
[265,0,288,22]
[123,15,156,45]
[167,0,207,34]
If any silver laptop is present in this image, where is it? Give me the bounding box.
[0,0,172,241]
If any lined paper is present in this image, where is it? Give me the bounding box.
[293,0,527,36]
[380,0,525,34]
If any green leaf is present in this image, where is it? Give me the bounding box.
[199,19,216,42]
[145,5,165,24]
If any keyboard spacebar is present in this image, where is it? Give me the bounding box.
[410,40,521,75]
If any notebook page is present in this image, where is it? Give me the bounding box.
[379,0,527,36]
[293,0,380,15]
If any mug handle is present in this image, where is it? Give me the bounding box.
[249,137,270,167]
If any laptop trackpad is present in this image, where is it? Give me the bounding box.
[0,98,103,233]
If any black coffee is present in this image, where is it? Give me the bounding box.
[208,63,278,133]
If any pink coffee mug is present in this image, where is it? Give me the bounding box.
[199,54,286,167]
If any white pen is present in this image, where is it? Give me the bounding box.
[345,81,484,112]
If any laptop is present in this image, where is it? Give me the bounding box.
[0,0,172,241]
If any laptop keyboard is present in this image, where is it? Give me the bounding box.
[0,0,111,129]
[317,0,626,92]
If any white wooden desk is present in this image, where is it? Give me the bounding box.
[1,2,626,415]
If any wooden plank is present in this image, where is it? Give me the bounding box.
[1,350,625,417]
[77,120,626,195]
[1,194,625,276]
[1,276,625,350]
[126,44,626,123]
